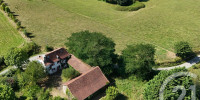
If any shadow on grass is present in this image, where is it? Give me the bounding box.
[26,32,35,38]
[115,93,128,100]
[139,0,149,2]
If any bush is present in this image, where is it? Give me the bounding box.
[116,0,134,6]
[1,3,6,11]
[106,0,117,4]
[0,0,3,5]
[105,86,119,100]
[45,45,54,52]
[116,1,145,11]
[62,67,80,80]
[174,41,195,60]
[5,6,10,13]
[22,42,41,57]
[16,21,21,30]
[143,68,198,100]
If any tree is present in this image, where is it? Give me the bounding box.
[143,68,198,100]
[65,31,116,75]
[4,48,28,67]
[62,66,80,80]
[116,0,134,6]
[24,61,46,83]
[174,41,195,60]
[37,89,52,100]
[105,86,119,100]
[1,3,6,11]
[120,44,155,79]
[5,6,10,13]
[0,84,16,100]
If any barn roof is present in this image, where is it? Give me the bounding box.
[63,67,109,100]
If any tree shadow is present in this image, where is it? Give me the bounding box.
[115,93,128,100]
[26,32,35,38]
[139,0,149,2]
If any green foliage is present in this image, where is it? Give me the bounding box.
[24,61,46,83]
[53,96,67,100]
[143,68,197,100]
[105,86,119,100]
[115,1,145,11]
[0,0,3,5]
[22,42,41,57]
[65,31,116,75]
[116,0,134,6]
[62,66,80,80]
[37,89,52,100]
[120,44,155,79]
[22,84,41,99]
[45,45,54,52]
[0,84,16,100]
[4,48,28,67]
[1,3,6,11]
[174,41,195,60]
[106,0,117,4]
[5,6,10,13]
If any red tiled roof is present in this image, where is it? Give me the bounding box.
[63,67,109,100]
[67,55,91,73]
[44,48,70,66]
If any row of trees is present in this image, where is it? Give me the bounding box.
[0,0,30,37]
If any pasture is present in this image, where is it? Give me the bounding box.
[4,0,200,62]
[0,11,24,56]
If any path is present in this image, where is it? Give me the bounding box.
[155,55,200,70]
[0,66,17,76]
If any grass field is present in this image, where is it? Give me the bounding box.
[0,11,24,56]
[4,0,200,62]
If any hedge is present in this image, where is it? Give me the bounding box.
[115,1,145,11]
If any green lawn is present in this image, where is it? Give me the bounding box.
[4,0,200,62]
[0,11,24,56]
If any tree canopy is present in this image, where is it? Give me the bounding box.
[120,44,155,79]
[174,41,195,60]
[4,48,28,67]
[65,31,116,75]
[0,84,16,100]
[143,68,198,100]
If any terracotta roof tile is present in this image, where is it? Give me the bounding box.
[63,67,109,100]
[67,55,91,73]
[44,48,70,66]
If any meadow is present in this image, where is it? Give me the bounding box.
[0,11,24,56]
[4,0,200,62]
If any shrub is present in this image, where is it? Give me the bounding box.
[106,0,117,4]
[5,6,10,13]
[16,21,21,30]
[143,68,198,100]
[23,29,28,36]
[116,1,145,11]
[116,0,134,6]
[22,42,41,57]
[62,67,80,80]
[0,84,16,100]
[174,41,195,60]
[0,0,3,5]
[1,3,6,11]
[105,86,119,100]
[45,45,54,52]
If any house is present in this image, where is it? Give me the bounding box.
[63,66,109,100]
[37,48,71,74]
